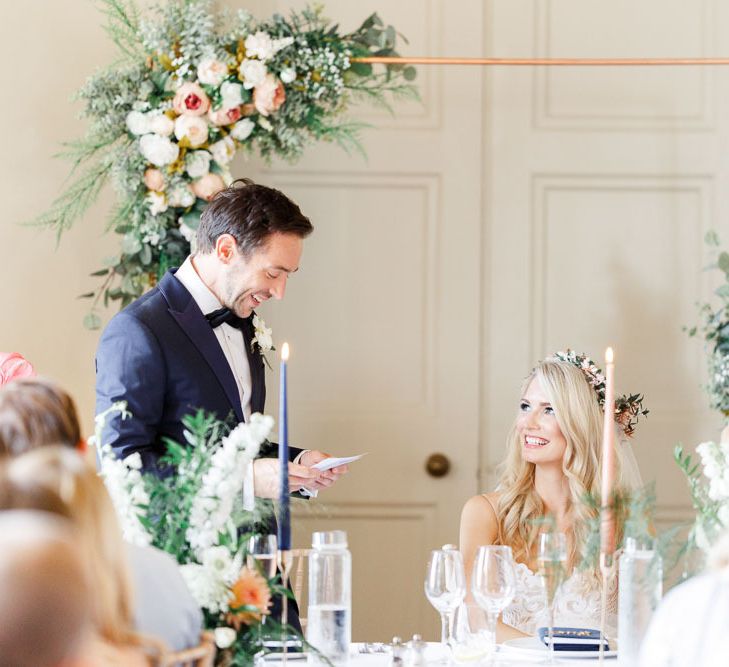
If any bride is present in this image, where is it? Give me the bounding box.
[459,351,644,641]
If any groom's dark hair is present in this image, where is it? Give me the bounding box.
[196,178,313,256]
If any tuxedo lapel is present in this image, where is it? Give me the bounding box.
[158,270,244,422]
[243,315,266,414]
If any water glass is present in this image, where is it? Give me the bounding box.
[424,546,467,656]
[471,545,517,654]
[247,534,277,632]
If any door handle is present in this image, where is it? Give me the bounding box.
[425,453,450,478]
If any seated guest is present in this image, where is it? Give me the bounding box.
[460,351,642,640]
[0,447,155,665]
[0,510,91,667]
[640,531,729,667]
[0,377,203,651]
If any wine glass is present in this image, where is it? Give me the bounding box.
[424,546,467,658]
[537,532,567,663]
[470,545,517,655]
[247,534,278,633]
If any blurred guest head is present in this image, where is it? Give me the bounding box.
[0,377,82,456]
[0,447,136,647]
[0,510,91,667]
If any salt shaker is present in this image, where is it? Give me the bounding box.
[391,637,404,667]
[407,634,427,667]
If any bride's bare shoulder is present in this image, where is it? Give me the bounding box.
[460,491,501,546]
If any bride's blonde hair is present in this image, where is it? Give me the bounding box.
[496,357,624,568]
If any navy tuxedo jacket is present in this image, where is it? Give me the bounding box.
[95,269,301,470]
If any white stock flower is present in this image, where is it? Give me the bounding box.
[280,67,297,84]
[252,314,273,351]
[202,546,233,575]
[146,191,168,216]
[126,110,151,135]
[220,80,244,107]
[239,58,268,89]
[197,58,229,86]
[139,134,179,167]
[209,136,235,166]
[231,118,255,141]
[179,563,231,613]
[214,627,237,649]
[185,150,212,178]
[244,31,275,61]
[148,113,175,136]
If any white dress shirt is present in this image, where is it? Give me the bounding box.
[176,256,253,421]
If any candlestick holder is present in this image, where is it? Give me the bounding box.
[598,553,616,665]
[277,549,293,666]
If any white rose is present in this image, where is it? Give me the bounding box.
[148,113,175,136]
[220,80,244,107]
[126,110,151,135]
[146,191,168,216]
[238,58,268,89]
[209,136,235,166]
[244,31,274,61]
[280,67,296,84]
[214,627,237,649]
[197,58,229,86]
[230,118,255,141]
[174,114,209,148]
[139,134,179,167]
[168,184,196,208]
[185,150,212,178]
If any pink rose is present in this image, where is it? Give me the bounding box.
[0,352,35,386]
[253,75,286,117]
[207,106,243,127]
[143,168,165,191]
[172,82,211,117]
[191,173,225,201]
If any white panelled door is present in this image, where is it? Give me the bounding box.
[236,0,485,641]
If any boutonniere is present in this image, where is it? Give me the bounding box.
[251,314,274,369]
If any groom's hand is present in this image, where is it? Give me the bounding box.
[298,450,349,490]
[253,458,322,498]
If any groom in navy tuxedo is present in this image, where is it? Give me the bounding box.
[95,178,347,632]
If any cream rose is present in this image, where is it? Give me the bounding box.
[230,118,255,141]
[148,113,175,136]
[126,110,151,135]
[174,115,209,148]
[185,150,212,179]
[168,183,196,208]
[146,191,168,216]
[209,136,235,167]
[143,168,165,191]
[172,82,211,116]
[220,81,245,108]
[207,106,242,127]
[197,58,229,87]
[191,173,225,201]
[253,75,286,117]
[139,134,179,167]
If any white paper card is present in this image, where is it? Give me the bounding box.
[300,454,366,497]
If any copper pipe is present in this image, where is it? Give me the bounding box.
[352,56,729,66]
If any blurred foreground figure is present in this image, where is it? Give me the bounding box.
[0,510,91,667]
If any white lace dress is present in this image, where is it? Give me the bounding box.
[502,561,618,638]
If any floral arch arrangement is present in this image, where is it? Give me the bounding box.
[34,0,416,328]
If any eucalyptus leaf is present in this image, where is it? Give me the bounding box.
[705,229,721,247]
[83,312,102,330]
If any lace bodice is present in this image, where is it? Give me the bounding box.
[501,562,617,637]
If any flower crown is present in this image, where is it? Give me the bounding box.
[549,349,648,437]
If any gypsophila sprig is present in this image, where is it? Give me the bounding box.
[550,349,649,437]
[98,409,283,665]
[31,0,417,330]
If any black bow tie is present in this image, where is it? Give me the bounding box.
[205,307,248,330]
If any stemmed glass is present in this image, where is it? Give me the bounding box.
[536,532,567,663]
[247,534,278,635]
[470,545,517,656]
[424,546,467,658]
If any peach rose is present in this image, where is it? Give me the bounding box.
[143,168,165,191]
[172,82,211,117]
[191,173,225,201]
[0,352,35,386]
[174,115,209,148]
[253,75,285,117]
[207,106,243,127]
[226,567,271,629]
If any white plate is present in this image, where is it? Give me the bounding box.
[501,636,617,660]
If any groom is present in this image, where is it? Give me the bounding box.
[95,178,347,629]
